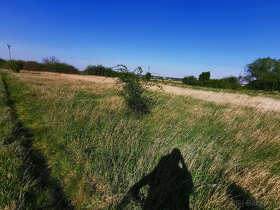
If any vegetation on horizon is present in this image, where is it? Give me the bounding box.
[1,56,280,92]
[183,73,240,90]
[244,57,280,91]
[83,65,119,77]
[182,57,280,92]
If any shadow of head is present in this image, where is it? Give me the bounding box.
[227,183,264,210]
[118,148,193,210]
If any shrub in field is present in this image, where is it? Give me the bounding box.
[182,76,199,86]
[7,60,23,73]
[116,65,151,113]
[83,65,118,77]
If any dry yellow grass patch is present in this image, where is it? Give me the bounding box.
[230,169,280,206]
[152,84,280,112]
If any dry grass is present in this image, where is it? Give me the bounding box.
[1,69,280,209]
[153,84,280,113]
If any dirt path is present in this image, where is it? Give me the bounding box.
[1,72,73,209]
[153,84,280,112]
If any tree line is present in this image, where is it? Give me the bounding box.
[1,57,280,91]
[182,57,280,91]
[182,72,240,90]
[0,57,79,74]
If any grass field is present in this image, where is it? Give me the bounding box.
[1,69,279,209]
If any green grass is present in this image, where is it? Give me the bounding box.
[0,72,72,209]
[1,69,279,209]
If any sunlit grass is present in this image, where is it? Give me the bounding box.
[1,69,279,209]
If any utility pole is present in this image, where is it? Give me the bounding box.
[7,44,11,60]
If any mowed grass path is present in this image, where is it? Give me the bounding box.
[1,69,279,209]
[0,71,72,209]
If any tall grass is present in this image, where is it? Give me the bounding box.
[0,71,72,209]
[1,69,279,209]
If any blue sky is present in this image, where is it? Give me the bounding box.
[1,0,280,78]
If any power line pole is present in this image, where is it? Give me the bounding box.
[7,44,11,60]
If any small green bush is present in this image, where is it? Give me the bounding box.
[182,76,199,86]
[116,65,151,113]
[7,60,23,73]
[83,65,118,77]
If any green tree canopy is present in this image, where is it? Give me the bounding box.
[144,72,152,81]
[245,57,280,91]
[199,71,210,81]
[83,65,117,77]
[182,76,198,86]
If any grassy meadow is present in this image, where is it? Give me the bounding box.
[0,69,279,209]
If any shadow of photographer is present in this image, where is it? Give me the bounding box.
[118,148,193,210]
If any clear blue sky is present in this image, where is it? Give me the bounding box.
[1,0,280,78]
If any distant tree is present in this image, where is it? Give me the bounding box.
[83,65,117,77]
[199,71,210,81]
[245,57,280,91]
[182,74,241,89]
[42,56,60,64]
[144,72,152,80]
[182,76,198,86]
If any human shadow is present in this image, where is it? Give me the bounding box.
[227,183,264,210]
[118,149,193,210]
[2,75,73,209]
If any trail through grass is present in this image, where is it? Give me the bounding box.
[0,72,72,209]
